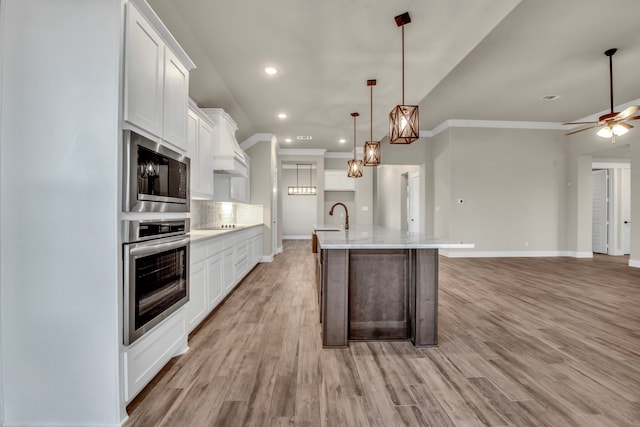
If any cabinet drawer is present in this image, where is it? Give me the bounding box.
[207,238,224,256]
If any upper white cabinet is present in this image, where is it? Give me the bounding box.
[187,102,215,199]
[123,3,164,137]
[123,1,195,151]
[325,169,355,191]
[162,48,190,149]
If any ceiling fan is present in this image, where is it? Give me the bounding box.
[564,48,640,143]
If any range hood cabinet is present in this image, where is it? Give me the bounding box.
[203,108,248,177]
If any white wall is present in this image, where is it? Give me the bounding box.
[0,1,122,424]
[375,165,420,231]
[282,167,317,238]
[442,128,567,256]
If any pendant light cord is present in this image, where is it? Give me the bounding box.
[353,115,357,157]
[402,25,405,105]
[370,85,373,140]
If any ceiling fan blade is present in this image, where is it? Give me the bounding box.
[624,115,640,121]
[565,125,599,136]
[614,105,640,121]
[562,121,598,125]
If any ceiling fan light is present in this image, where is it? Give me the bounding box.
[363,141,380,166]
[347,159,363,178]
[612,123,630,136]
[389,105,419,144]
[597,126,613,138]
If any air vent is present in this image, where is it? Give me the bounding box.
[541,95,561,101]
[297,136,313,140]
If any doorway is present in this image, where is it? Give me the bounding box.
[400,171,420,233]
[591,165,631,256]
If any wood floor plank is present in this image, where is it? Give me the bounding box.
[125,243,640,426]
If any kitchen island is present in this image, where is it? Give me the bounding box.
[314,225,473,348]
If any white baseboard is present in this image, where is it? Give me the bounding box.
[276,246,283,254]
[261,255,274,263]
[629,259,640,268]
[443,250,593,259]
[283,235,312,240]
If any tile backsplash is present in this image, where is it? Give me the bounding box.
[191,200,263,229]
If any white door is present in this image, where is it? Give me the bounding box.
[592,169,608,254]
[409,173,420,233]
[621,168,631,255]
[272,156,279,254]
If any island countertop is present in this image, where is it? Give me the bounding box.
[314,225,474,250]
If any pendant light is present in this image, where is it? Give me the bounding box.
[363,79,381,166]
[389,12,419,144]
[347,112,363,178]
[287,163,317,195]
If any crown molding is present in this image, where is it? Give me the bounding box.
[240,133,278,151]
[422,119,567,138]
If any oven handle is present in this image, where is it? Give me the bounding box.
[129,236,190,257]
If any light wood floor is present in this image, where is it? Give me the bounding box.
[125,241,640,426]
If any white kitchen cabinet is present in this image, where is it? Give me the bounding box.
[124,2,164,137]
[187,226,263,335]
[325,169,356,191]
[223,247,235,292]
[162,48,189,150]
[187,104,215,199]
[186,258,207,332]
[207,252,224,308]
[214,155,251,203]
[123,1,194,151]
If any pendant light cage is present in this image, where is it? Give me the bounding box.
[389,12,419,145]
[363,79,381,166]
[287,163,317,195]
[347,112,363,178]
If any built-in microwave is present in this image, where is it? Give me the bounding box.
[123,130,190,212]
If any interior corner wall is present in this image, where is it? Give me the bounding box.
[432,130,452,239]
[1,0,122,424]
[447,127,567,254]
[246,141,273,256]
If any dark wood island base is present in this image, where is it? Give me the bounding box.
[319,248,439,348]
[314,225,473,348]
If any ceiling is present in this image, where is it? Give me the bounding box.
[147,0,640,153]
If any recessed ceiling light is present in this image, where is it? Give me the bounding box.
[264,66,278,75]
[284,138,292,143]
[297,136,312,140]
[278,113,288,119]
[541,95,562,101]
[339,139,346,143]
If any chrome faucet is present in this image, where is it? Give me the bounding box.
[329,202,349,230]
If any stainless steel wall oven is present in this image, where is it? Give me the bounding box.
[123,130,190,213]
[123,219,190,345]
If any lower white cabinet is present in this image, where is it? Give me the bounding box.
[187,225,263,333]
[124,309,187,402]
[207,252,223,308]
[223,247,235,293]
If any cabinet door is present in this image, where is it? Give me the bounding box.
[223,247,235,293]
[325,170,355,191]
[207,253,224,310]
[187,110,199,193]
[124,3,164,137]
[186,259,207,332]
[198,121,214,197]
[163,48,189,151]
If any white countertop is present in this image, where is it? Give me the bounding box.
[314,225,474,250]
[190,223,262,242]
